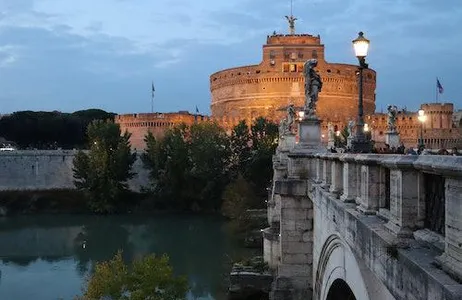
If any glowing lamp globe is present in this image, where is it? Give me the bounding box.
[352,32,370,58]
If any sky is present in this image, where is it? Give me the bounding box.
[0,0,461,115]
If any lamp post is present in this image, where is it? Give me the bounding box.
[351,32,371,153]
[418,109,427,148]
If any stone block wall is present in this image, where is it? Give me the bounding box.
[0,150,150,192]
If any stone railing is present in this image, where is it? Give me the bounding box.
[288,152,462,283]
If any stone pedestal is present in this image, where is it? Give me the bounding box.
[296,117,323,151]
[385,131,400,148]
[278,134,296,152]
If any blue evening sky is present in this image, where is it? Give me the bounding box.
[0,0,461,115]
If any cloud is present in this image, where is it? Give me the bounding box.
[0,45,19,67]
[0,0,460,115]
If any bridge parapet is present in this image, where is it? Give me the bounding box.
[265,148,462,300]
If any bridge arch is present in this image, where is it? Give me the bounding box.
[314,234,395,300]
[326,279,356,300]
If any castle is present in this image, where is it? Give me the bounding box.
[210,22,376,135]
[209,17,462,150]
[116,17,462,150]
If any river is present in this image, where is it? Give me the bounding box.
[0,214,258,300]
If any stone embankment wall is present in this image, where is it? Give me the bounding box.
[0,150,149,192]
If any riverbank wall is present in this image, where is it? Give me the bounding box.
[0,150,149,192]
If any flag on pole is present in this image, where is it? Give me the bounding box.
[436,78,444,94]
[195,106,199,114]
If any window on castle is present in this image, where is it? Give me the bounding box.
[298,52,304,59]
[270,50,276,59]
[283,64,290,72]
[290,64,297,72]
[284,52,290,59]
[312,50,318,58]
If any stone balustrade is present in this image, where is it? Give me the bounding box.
[265,146,462,299]
[289,152,462,283]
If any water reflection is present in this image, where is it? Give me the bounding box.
[0,214,256,300]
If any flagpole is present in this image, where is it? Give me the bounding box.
[435,77,438,103]
[151,82,155,113]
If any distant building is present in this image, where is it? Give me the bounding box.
[115,111,209,150]
[368,103,462,149]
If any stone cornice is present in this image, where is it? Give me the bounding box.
[380,155,419,170]
[413,156,462,177]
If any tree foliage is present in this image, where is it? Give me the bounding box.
[73,120,136,213]
[334,125,349,148]
[142,118,278,213]
[0,109,115,149]
[78,251,188,300]
[142,122,230,211]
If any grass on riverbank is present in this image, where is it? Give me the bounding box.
[0,189,164,215]
[0,189,89,214]
[0,189,226,216]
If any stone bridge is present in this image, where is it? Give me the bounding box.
[263,134,462,300]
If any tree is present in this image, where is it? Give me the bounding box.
[78,251,188,300]
[73,120,136,213]
[188,122,231,210]
[334,126,349,148]
[142,122,231,211]
[0,109,115,149]
[229,120,252,178]
[246,117,278,201]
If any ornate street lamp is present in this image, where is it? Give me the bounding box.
[351,32,372,153]
[418,109,427,148]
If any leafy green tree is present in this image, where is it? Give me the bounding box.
[334,125,349,148]
[78,251,188,300]
[229,120,252,177]
[73,120,136,213]
[0,109,114,149]
[142,122,231,211]
[141,132,167,189]
[188,122,231,210]
[246,117,278,201]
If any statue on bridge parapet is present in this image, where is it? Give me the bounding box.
[387,105,398,133]
[278,104,297,138]
[386,104,401,148]
[347,120,355,137]
[303,59,323,119]
[327,122,335,148]
[347,120,355,148]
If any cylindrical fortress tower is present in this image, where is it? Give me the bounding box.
[210,28,376,131]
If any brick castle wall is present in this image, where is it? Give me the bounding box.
[115,112,209,150]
